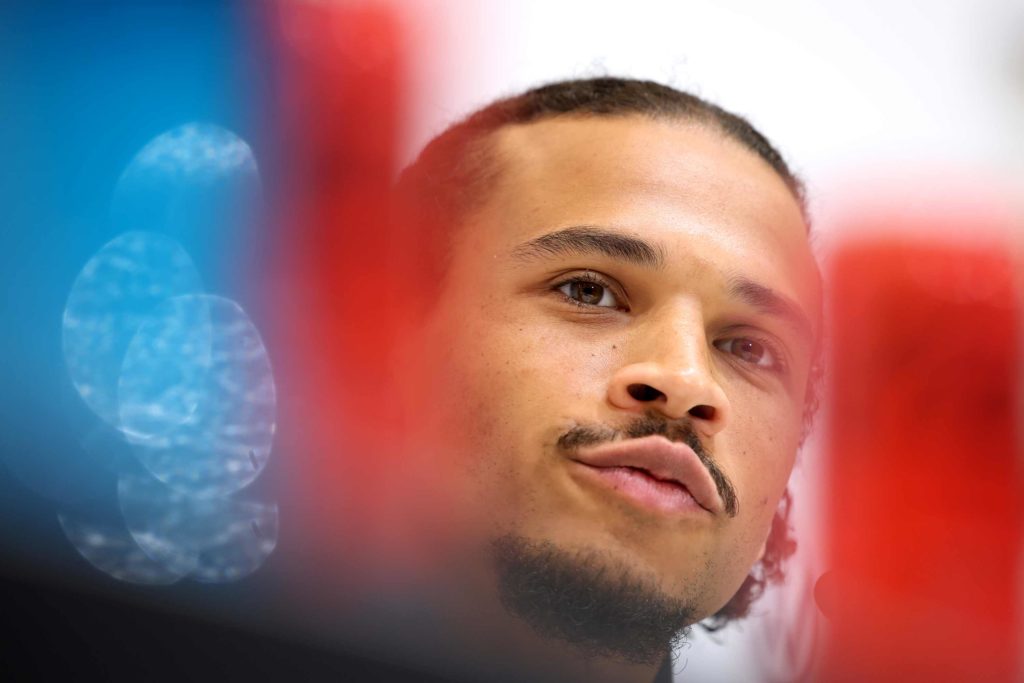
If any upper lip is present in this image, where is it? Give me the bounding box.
[569,435,723,514]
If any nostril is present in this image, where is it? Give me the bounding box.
[627,383,664,402]
[689,404,716,421]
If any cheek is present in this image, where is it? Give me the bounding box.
[725,389,802,538]
[427,314,555,451]
[728,380,802,475]
[430,309,621,498]
[443,306,616,415]
[426,326,564,526]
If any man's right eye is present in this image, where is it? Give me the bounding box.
[554,273,625,310]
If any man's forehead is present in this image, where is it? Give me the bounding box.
[483,118,806,250]
[471,116,820,311]
[489,115,797,206]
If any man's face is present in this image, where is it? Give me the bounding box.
[408,115,820,624]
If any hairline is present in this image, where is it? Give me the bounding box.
[453,111,809,231]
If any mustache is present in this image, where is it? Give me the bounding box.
[557,414,738,517]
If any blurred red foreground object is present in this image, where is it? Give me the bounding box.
[268,0,428,585]
[822,236,1022,682]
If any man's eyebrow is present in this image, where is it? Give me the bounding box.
[510,226,664,269]
[728,276,816,342]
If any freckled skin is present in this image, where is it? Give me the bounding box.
[405,116,820,634]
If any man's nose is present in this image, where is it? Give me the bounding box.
[606,309,731,437]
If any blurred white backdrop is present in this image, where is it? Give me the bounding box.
[403,0,1024,234]
[394,1,1024,680]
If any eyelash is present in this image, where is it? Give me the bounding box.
[714,336,789,375]
[552,271,627,311]
[551,273,789,375]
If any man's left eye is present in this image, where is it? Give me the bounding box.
[557,278,621,308]
[714,337,779,369]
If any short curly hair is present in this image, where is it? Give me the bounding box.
[394,76,815,629]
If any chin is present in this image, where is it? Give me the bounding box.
[490,533,699,665]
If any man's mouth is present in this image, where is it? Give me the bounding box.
[567,435,725,516]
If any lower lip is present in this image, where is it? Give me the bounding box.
[570,462,709,516]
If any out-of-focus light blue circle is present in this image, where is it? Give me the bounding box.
[117,294,212,442]
[111,122,263,243]
[62,231,205,432]
[58,513,190,585]
[190,501,278,583]
[125,294,276,497]
[118,472,278,584]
